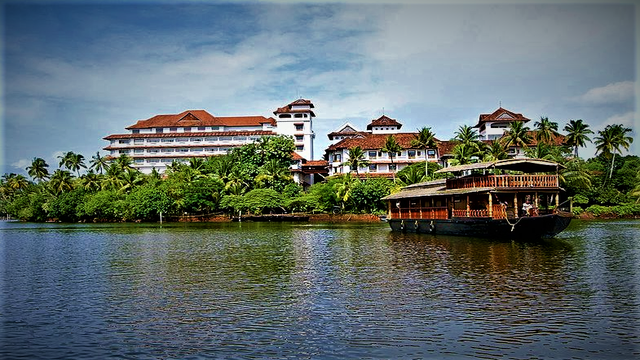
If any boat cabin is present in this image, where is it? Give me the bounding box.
[384,158,565,221]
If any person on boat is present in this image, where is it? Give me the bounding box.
[522,200,533,216]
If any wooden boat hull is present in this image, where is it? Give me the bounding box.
[388,212,572,239]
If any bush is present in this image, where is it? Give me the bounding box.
[126,184,173,221]
[84,190,126,221]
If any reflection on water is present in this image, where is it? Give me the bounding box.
[1,220,639,359]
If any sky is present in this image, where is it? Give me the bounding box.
[1,0,638,175]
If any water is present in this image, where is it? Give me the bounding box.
[1,220,639,359]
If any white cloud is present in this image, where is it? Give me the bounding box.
[11,159,31,170]
[576,81,635,105]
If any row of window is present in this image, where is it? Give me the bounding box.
[115,136,259,145]
[117,147,231,155]
[331,149,436,162]
[332,164,398,173]
[278,114,309,119]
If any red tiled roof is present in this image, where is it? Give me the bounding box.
[366,115,402,130]
[104,130,276,140]
[326,133,438,151]
[519,131,566,146]
[473,107,530,128]
[273,99,316,116]
[292,152,304,160]
[305,160,329,167]
[125,110,276,129]
[436,140,457,156]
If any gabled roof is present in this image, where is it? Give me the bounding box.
[328,122,364,139]
[273,99,316,116]
[435,158,563,174]
[366,115,402,130]
[473,107,530,128]
[326,133,428,151]
[125,110,276,129]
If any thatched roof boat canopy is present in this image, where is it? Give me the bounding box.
[435,158,563,174]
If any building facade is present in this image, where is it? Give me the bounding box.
[104,99,322,184]
[325,115,445,178]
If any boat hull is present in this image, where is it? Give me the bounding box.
[388,212,572,239]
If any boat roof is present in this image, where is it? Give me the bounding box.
[435,158,563,174]
[382,185,494,201]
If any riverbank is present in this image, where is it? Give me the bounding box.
[169,213,382,223]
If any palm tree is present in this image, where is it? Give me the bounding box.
[68,153,87,177]
[255,158,292,189]
[381,135,402,180]
[119,168,144,193]
[343,146,369,176]
[81,171,103,192]
[49,169,74,194]
[534,116,559,145]
[454,125,480,146]
[559,158,592,191]
[334,173,357,210]
[563,119,593,158]
[26,157,50,182]
[411,127,438,178]
[524,142,553,160]
[451,143,476,165]
[6,174,29,192]
[90,151,109,174]
[397,165,426,186]
[113,154,134,173]
[501,121,532,154]
[595,124,634,180]
[483,140,508,162]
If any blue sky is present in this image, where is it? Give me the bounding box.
[1,0,638,175]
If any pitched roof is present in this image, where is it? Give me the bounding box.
[366,115,402,130]
[474,107,530,128]
[125,110,276,129]
[273,99,316,116]
[326,132,432,151]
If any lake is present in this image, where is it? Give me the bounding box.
[1,219,639,359]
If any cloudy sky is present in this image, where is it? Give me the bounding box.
[1,0,637,175]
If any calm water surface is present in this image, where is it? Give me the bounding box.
[1,220,639,359]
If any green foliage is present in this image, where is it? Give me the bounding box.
[47,188,87,222]
[179,177,225,214]
[572,194,589,205]
[126,184,173,221]
[83,190,126,221]
[349,178,394,213]
[243,188,284,214]
[285,193,320,213]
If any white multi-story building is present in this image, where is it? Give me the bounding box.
[325,115,446,178]
[104,99,324,184]
[473,107,530,141]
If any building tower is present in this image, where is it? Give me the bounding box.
[273,99,316,160]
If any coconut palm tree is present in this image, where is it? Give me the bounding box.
[343,146,369,176]
[501,121,532,154]
[90,151,109,174]
[26,157,50,182]
[113,154,134,173]
[524,142,554,160]
[255,158,293,189]
[411,127,438,178]
[563,119,593,158]
[454,125,480,146]
[382,135,402,180]
[559,158,592,191]
[397,165,426,186]
[483,140,508,162]
[81,171,103,192]
[595,124,634,180]
[49,169,74,194]
[534,116,559,145]
[6,173,29,192]
[68,153,87,177]
[119,168,144,193]
[451,143,476,165]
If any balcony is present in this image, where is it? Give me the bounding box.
[446,174,559,189]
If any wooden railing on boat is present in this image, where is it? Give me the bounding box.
[446,174,558,189]
[391,207,448,220]
[391,204,509,220]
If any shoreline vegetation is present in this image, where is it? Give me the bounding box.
[2,122,638,224]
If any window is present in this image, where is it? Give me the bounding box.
[135,159,144,163]
[132,129,140,134]
[179,148,189,153]
[368,151,377,159]
[408,150,416,159]
[279,114,291,118]
[235,136,247,141]
[170,127,177,132]
[191,138,202,142]
[295,135,304,142]
[134,139,144,144]
[417,151,422,156]
[118,139,130,144]
[198,126,206,131]
[191,148,203,152]
[148,158,159,163]
[294,114,304,118]
[148,148,159,153]
[119,149,130,154]
[427,149,435,156]
[333,154,341,162]
[369,164,377,172]
[220,136,232,141]
[156,128,164,133]
[148,139,159,143]
[295,124,304,131]
[177,138,188,143]
[296,145,304,151]
[162,148,173,153]
[389,164,397,171]
[183,127,191,132]
[161,139,174,143]
[211,126,220,131]
[162,158,173,163]
[134,149,144,154]
[205,137,217,142]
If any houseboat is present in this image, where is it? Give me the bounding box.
[381,158,573,239]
